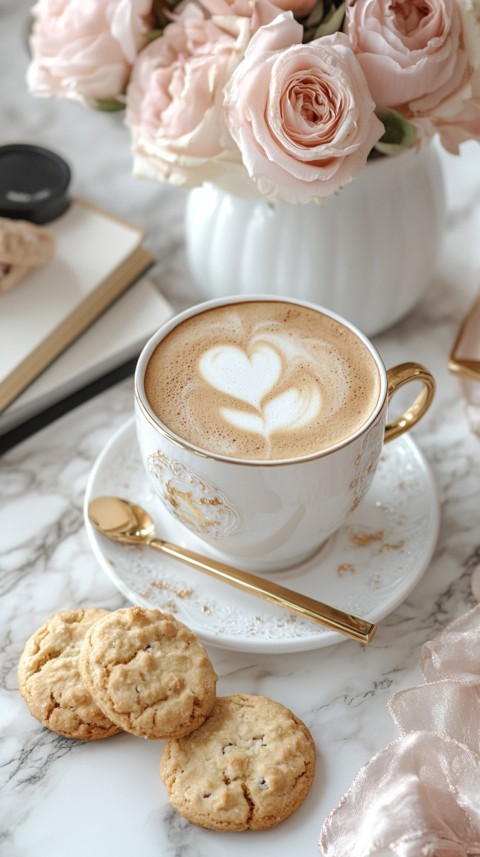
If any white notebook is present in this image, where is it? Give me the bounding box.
[0,276,173,437]
[0,197,153,412]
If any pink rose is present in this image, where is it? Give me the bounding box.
[344,0,480,153]
[27,0,152,105]
[344,0,466,109]
[224,17,384,204]
[411,0,480,152]
[125,6,251,188]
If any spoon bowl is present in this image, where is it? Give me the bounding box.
[87,495,377,644]
[88,496,155,543]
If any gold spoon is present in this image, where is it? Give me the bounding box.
[87,496,377,644]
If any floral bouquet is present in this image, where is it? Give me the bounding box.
[27,0,480,205]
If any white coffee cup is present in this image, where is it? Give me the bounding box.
[134,296,435,574]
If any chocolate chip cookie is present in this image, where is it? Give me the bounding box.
[160,693,316,830]
[79,606,217,740]
[18,608,121,740]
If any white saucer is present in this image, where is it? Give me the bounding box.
[84,418,439,654]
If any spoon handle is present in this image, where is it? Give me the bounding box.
[147,537,376,643]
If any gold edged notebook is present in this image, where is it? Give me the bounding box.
[0,197,154,413]
[0,276,173,440]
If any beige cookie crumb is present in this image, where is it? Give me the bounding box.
[160,694,316,831]
[351,530,384,547]
[79,606,217,740]
[17,608,122,741]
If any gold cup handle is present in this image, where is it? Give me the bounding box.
[384,362,436,443]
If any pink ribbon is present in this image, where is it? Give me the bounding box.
[319,568,480,857]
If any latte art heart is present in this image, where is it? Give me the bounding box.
[200,343,322,437]
[199,343,282,409]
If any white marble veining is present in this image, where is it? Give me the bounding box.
[1,1,480,855]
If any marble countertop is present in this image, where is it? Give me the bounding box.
[2,2,480,855]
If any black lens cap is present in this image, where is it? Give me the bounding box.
[0,143,71,224]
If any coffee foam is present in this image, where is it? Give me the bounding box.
[144,301,381,461]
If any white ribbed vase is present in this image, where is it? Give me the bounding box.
[185,144,446,336]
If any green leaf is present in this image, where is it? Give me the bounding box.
[144,28,164,42]
[374,109,417,156]
[303,0,324,29]
[313,1,346,37]
[94,98,126,113]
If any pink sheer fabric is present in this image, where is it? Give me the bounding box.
[390,680,480,754]
[421,604,480,684]
[319,569,480,857]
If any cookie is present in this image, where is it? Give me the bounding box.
[160,694,316,831]
[0,217,54,268]
[79,606,217,740]
[18,608,122,741]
